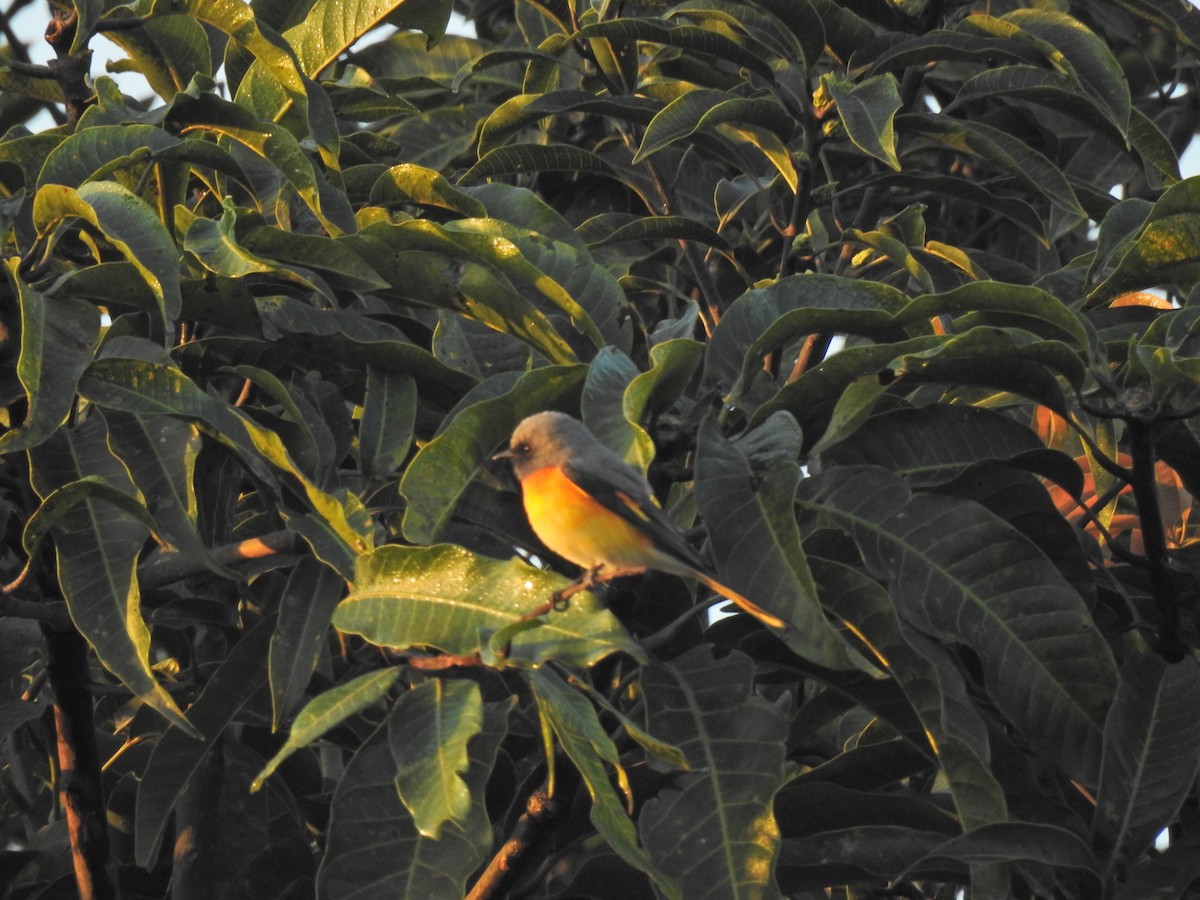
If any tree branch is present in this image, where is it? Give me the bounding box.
[466,788,557,900]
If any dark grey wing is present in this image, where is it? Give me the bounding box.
[562,460,711,573]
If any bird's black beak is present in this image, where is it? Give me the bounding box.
[492,447,515,462]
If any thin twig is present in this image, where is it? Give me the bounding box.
[466,788,557,900]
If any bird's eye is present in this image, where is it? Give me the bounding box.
[517,442,531,455]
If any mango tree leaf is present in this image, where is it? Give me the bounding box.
[948,66,1124,143]
[1088,175,1200,302]
[29,420,196,738]
[460,143,625,188]
[638,646,788,900]
[388,679,483,839]
[577,18,776,81]
[476,91,658,158]
[249,293,476,409]
[103,15,213,100]
[37,124,181,189]
[0,262,98,455]
[269,556,347,728]
[359,368,416,483]
[581,346,653,471]
[819,72,902,171]
[152,0,341,161]
[705,272,910,398]
[165,92,353,234]
[333,544,640,667]
[316,700,508,898]
[899,112,1085,218]
[371,163,487,216]
[254,667,402,790]
[1003,8,1130,136]
[528,667,660,883]
[237,0,449,124]
[823,404,1076,494]
[577,213,730,252]
[32,182,181,335]
[399,364,584,543]
[77,357,372,572]
[696,415,871,671]
[1093,654,1200,871]
[134,619,274,866]
[797,465,1118,786]
[811,558,1008,831]
[634,89,791,161]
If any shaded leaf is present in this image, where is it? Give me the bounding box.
[388,678,482,839]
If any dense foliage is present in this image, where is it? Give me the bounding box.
[3,0,1200,896]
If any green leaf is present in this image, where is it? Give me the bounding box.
[333,544,641,667]
[153,0,337,160]
[819,72,903,171]
[165,92,353,234]
[634,89,792,162]
[947,65,1124,144]
[133,619,273,866]
[237,0,450,123]
[399,365,584,543]
[78,357,371,571]
[638,647,787,899]
[1088,175,1200,302]
[29,420,196,738]
[359,368,416,483]
[0,262,98,455]
[528,667,659,881]
[577,213,731,252]
[476,91,658,158]
[581,346,654,471]
[460,143,623,186]
[577,18,776,81]
[705,272,910,398]
[388,679,483,839]
[101,410,213,567]
[317,700,508,898]
[899,112,1085,218]
[1093,655,1200,869]
[268,556,347,728]
[823,404,1076,492]
[32,182,182,335]
[812,558,1008,830]
[254,667,402,791]
[103,15,213,100]
[37,124,182,189]
[697,415,871,670]
[248,293,476,409]
[798,465,1118,785]
[904,822,1098,880]
[1002,9,1131,136]
[371,163,487,216]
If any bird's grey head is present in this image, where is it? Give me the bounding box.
[494,411,582,481]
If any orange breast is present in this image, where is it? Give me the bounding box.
[520,465,654,570]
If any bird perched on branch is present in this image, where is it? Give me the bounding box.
[494,411,784,629]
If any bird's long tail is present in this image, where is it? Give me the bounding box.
[695,572,786,629]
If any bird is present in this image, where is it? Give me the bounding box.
[493,411,785,629]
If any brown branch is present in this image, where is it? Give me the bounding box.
[466,788,557,900]
[45,625,118,900]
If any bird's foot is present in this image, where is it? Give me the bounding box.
[550,564,604,611]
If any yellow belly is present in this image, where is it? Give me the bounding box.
[521,465,655,570]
